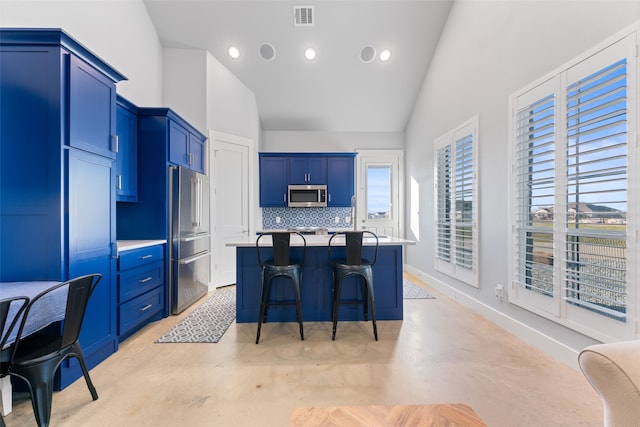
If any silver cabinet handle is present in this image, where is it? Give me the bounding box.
[139,254,153,260]
[139,276,152,283]
[113,135,119,153]
[139,304,153,312]
[116,175,122,190]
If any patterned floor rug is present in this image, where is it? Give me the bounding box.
[155,285,236,344]
[403,279,436,299]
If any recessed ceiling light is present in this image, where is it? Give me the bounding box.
[304,47,317,60]
[379,48,392,62]
[227,46,240,59]
[360,46,376,63]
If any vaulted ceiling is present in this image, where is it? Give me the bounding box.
[143,0,453,132]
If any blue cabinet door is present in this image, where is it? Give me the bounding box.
[259,156,289,207]
[289,157,327,184]
[169,120,206,173]
[327,156,355,206]
[115,98,138,202]
[189,133,206,174]
[169,120,190,167]
[64,148,117,388]
[69,54,117,159]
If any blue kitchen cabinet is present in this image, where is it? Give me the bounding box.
[259,153,355,207]
[169,118,206,173]
[289,156,327,184]
[69,54,118,159]
[327,155,355,206]
[0,29,125,390]
[117,244,165,341]
[115,95,138,202]
[259,155,289,207]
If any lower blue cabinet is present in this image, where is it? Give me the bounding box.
[117,244,165,341]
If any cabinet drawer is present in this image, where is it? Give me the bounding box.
[118,245,164,271]
[119,260,163,302]
[119,287,163,336]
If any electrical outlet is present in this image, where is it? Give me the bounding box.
[495,284,504,300]
[345,216,351,223]
[334,216,340,223]
[275,216,281,224]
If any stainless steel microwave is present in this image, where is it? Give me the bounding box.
[288,184,327,208]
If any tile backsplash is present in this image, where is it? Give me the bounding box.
[262,207,353,229]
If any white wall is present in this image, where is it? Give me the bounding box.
[163,48,208,132]
[0,0,164,106]
[161,48,261,145]
[405,0,640,364]
[206,52,261,145]
[262,130,404,152]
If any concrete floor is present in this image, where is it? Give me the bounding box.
[4,277,603,426]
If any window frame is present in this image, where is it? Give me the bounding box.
[434,116,479,288]
[508,24,639,342]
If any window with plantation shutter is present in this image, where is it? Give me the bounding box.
[435,117,478,287]
[510,28,638,342]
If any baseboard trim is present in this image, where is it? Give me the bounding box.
[404,264,581,371]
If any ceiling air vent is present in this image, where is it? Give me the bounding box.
[293,6,314,26]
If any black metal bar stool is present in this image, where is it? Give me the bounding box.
[255,232,306,344]
[328,230,379,341]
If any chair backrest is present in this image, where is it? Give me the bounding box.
[11,274,101,357]
[256,232,306,267]
[0,296,29,356]
[328,231,379,266]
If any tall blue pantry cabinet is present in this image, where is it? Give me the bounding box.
[0,29,126,389]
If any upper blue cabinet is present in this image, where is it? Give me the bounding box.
[259,153,356,207]
[69,54,118,158]
[115,95,138,202]
[138,108,207,174]
[289,156,327,184]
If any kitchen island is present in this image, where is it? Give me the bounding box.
[227,234,415,323]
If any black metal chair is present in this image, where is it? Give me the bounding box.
[1,295,30,427]
[255,232,306,344]
[328,231,379,341]
[4,274,102,427]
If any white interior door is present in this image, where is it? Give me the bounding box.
[356,149,404,237]
[211,131,253,288]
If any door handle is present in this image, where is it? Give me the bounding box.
[179,252,210,265]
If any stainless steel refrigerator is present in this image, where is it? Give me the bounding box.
[169,166,211,314]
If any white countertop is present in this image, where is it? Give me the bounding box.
[226,234,415,247]
[116,240,167,254]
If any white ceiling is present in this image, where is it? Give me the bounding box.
[143,0,453,132]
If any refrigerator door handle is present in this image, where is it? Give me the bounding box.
[179,252,210,265]
[180,233,210,242]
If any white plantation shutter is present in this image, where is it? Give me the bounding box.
[564,58,628,320]
[454,134,473,270]
[514,91,556,301]
[435,117,478,287]
[435,144,451,263]
[510,29,638,341]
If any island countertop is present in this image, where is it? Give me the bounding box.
[226,234,415,247]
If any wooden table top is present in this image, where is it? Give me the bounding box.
[290,403,487,427]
